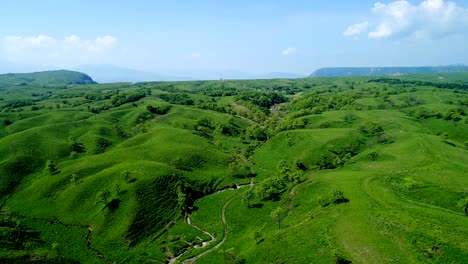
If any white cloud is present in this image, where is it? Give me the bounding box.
[343,22,369,38]
[2,34,118,66]
[88,35,117,52]
[281,47,297,56]
[344,0,468,39]
[191,52,201,59]
[4,35,56,52]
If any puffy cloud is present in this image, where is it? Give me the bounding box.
[1,34,117,66]
[281,47,297,56]
[4,35,56,52]
[343,22,369,38]
[88,35,117,52]
[344,0,468,39]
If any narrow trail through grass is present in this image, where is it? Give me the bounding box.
[168,178,254,264]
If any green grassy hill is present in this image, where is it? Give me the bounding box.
[0,73,467,263]
[0,70,96,87]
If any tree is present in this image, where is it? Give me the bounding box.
[271,207,286,229]
[44,160,59,175]
[114,184,121,195]
[176,185,188,218]
[96,190,111,206]
[317,194,328,207]
[69,137,85,153]
[171,156,183,170]
[458,198,468,216]
[253,230,262,244]
[241,190,254,208]
[70,174,78,185]
[330,190,347,204]
[121,171,130,183]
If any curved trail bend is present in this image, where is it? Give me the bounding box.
[169,178,254,264]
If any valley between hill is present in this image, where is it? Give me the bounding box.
[0,72,467,263]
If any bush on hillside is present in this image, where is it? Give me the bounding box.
[235,90,288,109]
[158,93,194,105]
[94,137,112,154]
[44,160,59,175]
[358,122,384,136]
[244,125,268,141]
[146,104,172,115]
[110,90,147,107]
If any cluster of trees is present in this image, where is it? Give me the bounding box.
[242,160,304,205]
[316,190,348,207]
[286,93,356,112]
[84,90,118,102]
[0,214,43,251]
[243,125,269,142]
[196,82,238,97]
[2,99,35,110]
[305,135,368,170]
[369,78,468,90]
[235,90,288,109]
[158,93,194,105]
[191,117,243,139]
[228,155,255,179]
[146,104,172,115]
[193,117,216,139]
[408,107,466,121]
[234,100,269,123]
[215,119,241,137]
[195,99,234,114]
[110,90,147,107]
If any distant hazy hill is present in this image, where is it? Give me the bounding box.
[310,65,468,77]
[74,65,192,83]
[0,70,96,86]
[74,65,305,82]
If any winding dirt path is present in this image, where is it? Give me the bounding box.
[168,178,254,264]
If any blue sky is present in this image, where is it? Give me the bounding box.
[1,0,467,75]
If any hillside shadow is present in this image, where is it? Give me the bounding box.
[107,199,121,212]
[127,178,137,183]
[336,257,352,264]
[333,198,350,204]
[251,203,264,208]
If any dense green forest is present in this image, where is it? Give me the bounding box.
[0,71,467,263]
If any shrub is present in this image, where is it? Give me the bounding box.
[146,104,171,115]
[44,160,59,175]
[368,151,378,161]
[94,137,112,154]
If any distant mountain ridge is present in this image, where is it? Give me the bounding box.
[310,66,468,77]
[74,65,305,82]
[0,70,96,86]
[73,65,193,83]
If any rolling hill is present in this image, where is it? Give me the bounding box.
[0,71,467,263]
[0,70,96,87]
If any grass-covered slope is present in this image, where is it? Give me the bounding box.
[0,70,96,87]
[0,74,467,263]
